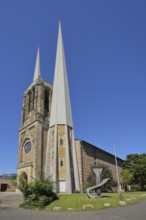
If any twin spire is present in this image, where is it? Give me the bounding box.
[34,22,80,193]
[33,22,73,127]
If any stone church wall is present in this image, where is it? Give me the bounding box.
[76,140,123,191]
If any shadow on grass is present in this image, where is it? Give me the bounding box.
[86,194,112,199]
[102,195,112,198]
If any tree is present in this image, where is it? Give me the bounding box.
[120,169,133,187]
[123,154,146,191]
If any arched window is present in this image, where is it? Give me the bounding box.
[28,88,35,112]
[32,87,35,110]
[28,91,31,112]
[44,90,49,112]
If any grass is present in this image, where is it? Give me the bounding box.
[45,192,146,212]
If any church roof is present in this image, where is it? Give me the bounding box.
[49,22,73,127]
[76,139,124,163]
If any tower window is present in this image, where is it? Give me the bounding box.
[28,92,31,112]
[60,138,63,146]
[44,90,49,112]
[32,87,35,110]
[28,88,35,112]
[60,159,64,167]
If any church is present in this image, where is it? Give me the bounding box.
[17,22,123,193]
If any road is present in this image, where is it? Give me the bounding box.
[0,199,146,220]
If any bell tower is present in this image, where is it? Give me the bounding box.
[17,48,52,181]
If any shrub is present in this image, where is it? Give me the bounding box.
[100,164,117,192]
[130,184,141,192]
[16,177,58,209]
[73,189,80,193]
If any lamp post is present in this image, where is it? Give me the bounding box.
[114,144,122,200]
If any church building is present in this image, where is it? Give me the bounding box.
[17,23,123,193]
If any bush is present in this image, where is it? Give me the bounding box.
[130,184,141,192]
[100,164,117,192]
[16,177,58,209]
[83,180,93,192]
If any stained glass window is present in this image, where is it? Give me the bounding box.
[24,142,31,154]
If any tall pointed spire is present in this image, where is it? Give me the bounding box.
[33,47,41,82]
[49,21,73,127]
[45,22,80,193]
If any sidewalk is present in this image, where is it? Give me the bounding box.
[0,192,23,208]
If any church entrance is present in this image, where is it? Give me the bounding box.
[20,171,28,182]
[59,181,66,193]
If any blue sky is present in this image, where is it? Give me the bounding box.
[0,0,146,174]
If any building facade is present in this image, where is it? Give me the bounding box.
[17,23,123,193]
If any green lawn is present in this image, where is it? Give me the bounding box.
[45,192,146,212]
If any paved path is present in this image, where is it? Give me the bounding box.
[0,192,23,208]
[0,196,146,220]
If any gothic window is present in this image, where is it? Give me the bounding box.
[28,88,35,112]
[28,92,31,112]
[32,87,35,110]
[44,90,49,112]
[60,159,64,167]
